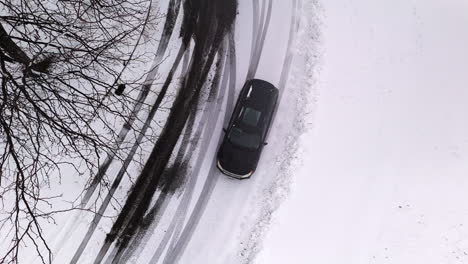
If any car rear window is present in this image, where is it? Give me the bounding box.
[241,107,261,127]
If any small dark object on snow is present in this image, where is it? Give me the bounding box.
[115,84,126,95]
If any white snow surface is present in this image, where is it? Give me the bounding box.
[9,0,468,263]
[257,0,468,264]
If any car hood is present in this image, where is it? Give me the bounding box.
[217,141,260,175]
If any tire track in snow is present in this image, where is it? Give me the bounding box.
[163,1,300,262]
[240,1,304,262]
[162,162,219,264]
[103,43,198,264]
[70,43,189,264]
[81,0,182,207]
[161,31,238,264]
[89,42,190,264]
[93,1,237,262]
[250,0,273,77]
[111,41,225,264]
[110,45,193,264]
[247,0,273,80]
[271,0,300,126]
[157,38,232,264]
[144,31,235,264]
[168,36,235,253]
[247,0,259,75]
[49,0,182,260]
[277,0,301,94]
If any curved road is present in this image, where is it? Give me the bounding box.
[133,1,302,263]
[41,0,303,263]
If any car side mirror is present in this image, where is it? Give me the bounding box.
[263,142,268,146]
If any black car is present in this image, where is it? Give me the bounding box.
[217,79,279,179]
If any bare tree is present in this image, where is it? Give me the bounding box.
[0,0,156,262]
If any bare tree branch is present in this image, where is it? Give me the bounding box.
[0,0,158,262]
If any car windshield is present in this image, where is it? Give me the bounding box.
[227,127,261,150]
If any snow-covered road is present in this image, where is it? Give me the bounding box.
[27,0,315,263]
[142,1,306,263]
[104,0,307,263]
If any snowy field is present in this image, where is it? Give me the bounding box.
[257,0,468,263]
[4,0,468,263]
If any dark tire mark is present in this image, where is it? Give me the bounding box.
[149,32,235,264]
[246,0,273,80]
[168,29,236,254]
[164,1,300,261]
[278,0,300,93]
[80,0,182,208]
[112,43,227,264]
[113,42,193,263]
[90,42,190,264]
[161,29,237,264]
[161,160,219,264]
[249,0,273,79]
[58,0,183,261]
[92,1,237,263]
[225,22,237,122]
[70,42,188,264]
[247,0,259,75]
